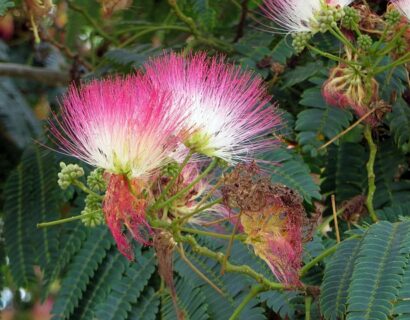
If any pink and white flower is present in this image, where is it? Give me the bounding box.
[392,0,410,20]
[51,75,185,178]
[262,0,354,34]
[143,52,280,164]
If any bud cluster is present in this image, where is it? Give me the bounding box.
[57,162,84,190]
[292,32,312,54]
[385,9,401,26]
[81,194,104,227]
[87,168,106,193]
[342,6,360,30]
[313,5,345,33]
[357,34,373,50]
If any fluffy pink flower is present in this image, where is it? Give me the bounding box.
[392,0,410,20]
[143,52,280,164]
[262,0,353,33]
[51,75,185,178]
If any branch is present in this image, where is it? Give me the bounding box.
[0,63,69,86]
[229,285,265,320]
[180,234,291,291]
[234,0,249,42]
[364,125,379,222]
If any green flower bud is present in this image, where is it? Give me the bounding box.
[385,10,401,26]
[87,168,106,192]
[81,207,104,227]
[357,34,373,50]
[81,194,104,227]
[57,162,85,190]
[342,7,360,30]
[292,32,312,54]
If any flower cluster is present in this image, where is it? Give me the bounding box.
[51,52,283,265]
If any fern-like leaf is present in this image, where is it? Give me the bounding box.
[129,287,160,320]
[94,249,156,320]
[296,85,352,156]
[74,250,128,319]
[320,238,362,320]
[51,226,113,320]
[264,148,321,203]
[347,221,410,320]
[321,142,367,202]
[161,277,209,320]
[388,98,410,153]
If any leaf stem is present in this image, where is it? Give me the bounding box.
[177,198,223,224]
[72,180,104,200]
[160,150,194,202]
[299,244,338,277]
[37,212,92,228]
[364,125,379,222]
[154,158,218,210]
[229,285,265,320]
[180,227,246,241]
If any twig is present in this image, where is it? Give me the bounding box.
[229,285,265,320]
[318,107,380,150]
[364,125,379,222]
[221,211,242,274]
[0,63,69,85]
[181,234,289,291]
[331,195,341,243]
[305,296,313,320]
[234,0,249,42]
[167,0,200,37]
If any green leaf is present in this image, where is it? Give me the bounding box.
[347,222,410,320]
[129,287,160,320]
[377,202,410,222]
[161,277,209,320]
[75,250,128,319]
[264,148,321,203]
[0,0,14,16]
[3,145,60,287]
[374,140,410,209]
[43,223,87,296]
[320,238,362,320]
[296,85,353,155]
[321,143,367,202]
[0,78,41,149]
[282,61,323,88]
[388,98,410,153]
[94,250,156,320]
[51,226,113,320]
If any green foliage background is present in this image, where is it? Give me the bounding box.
[1,0,410,319]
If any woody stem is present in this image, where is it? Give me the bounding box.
[364,125,379,222]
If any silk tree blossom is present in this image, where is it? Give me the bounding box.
[143,52,280,164]
[392,0,410,20]
[51,76,186,178]
[262,0,354,34]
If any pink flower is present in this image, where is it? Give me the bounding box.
[262,0,353,34]
[392,0,410,20]
[143,52,280,164]
[51,75,185,178]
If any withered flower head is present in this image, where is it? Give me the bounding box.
[222,163,310,286]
